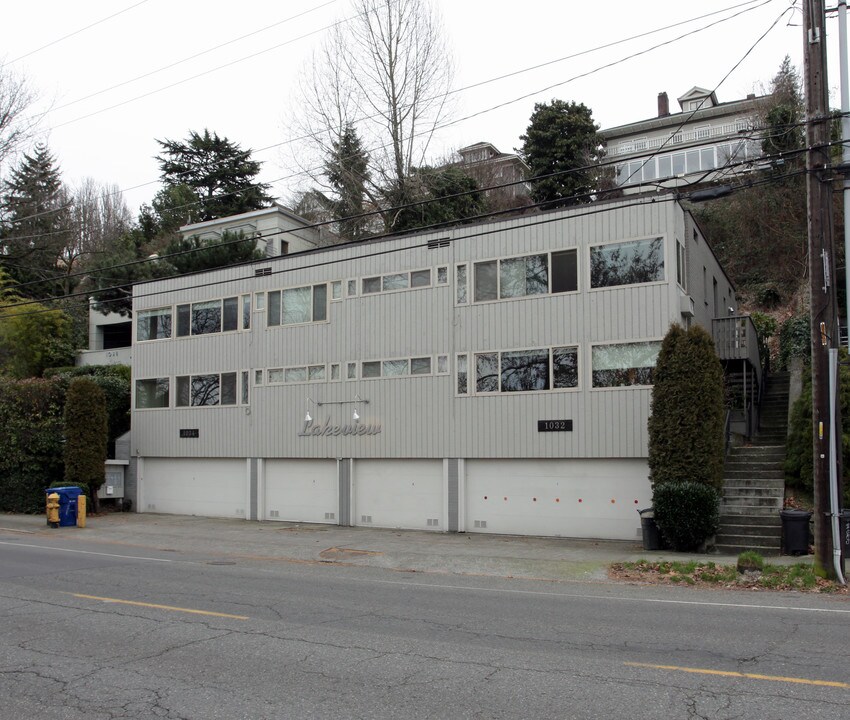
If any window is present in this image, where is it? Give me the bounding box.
[471,347,578,394]
[242,295,251,329]
[676,241,686,288]
[346,362,357,380]
[255,293,266,311]
[591,341,660,388]
[347,279,357,297]
[265,365,327,384]
[135,378,169,408]
[255,369,263,385]
[361,356,433,379]
[700,147,716,171]
[363,268,433,295]
[331,280,343,300]
[174,297,241,337]
[136,308,172,341]
[456,264,468,304]
[175,373,237,406]
[437,266,448,285]
[241,371,249,404]
[437,355,449,374]
[590,237,664,288]
[331,363,341,381]
[266,284,328,326]
[657,155,672,180]
[471,250,577,302]
[457,354,468,395]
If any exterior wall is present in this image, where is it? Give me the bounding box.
[131,197,736,538]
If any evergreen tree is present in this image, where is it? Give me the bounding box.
[156,129,273,223]
[648,324,725,490]
[761,55,804,158]
[518,99,604,208]
[389,166,487,233]
[161,230,265,275]
[0,144,71,298]
[325,124,370,241]
[63,377,108,511]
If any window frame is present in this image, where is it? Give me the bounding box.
[135,307,173,342]
[360,355,435,380]
[174,372,239,408]
[360,266,434,297]
[457,345,580,396]
[588,235,665,291]
[265,283,329,328]
[134,377,170,409]
[465,248,579,306]
[590,339,662,390]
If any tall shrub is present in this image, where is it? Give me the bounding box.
[648,324,726,490]
[0,377,65,512]
[63,378,107,509]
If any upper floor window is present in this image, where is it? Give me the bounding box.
[176,297,240,337]
[590,237,664,289]
[464,346,579,395]
[362,268,432,295]
[592,341,660,388]
[137,308,172,341]
[460,249,577,304]
[267,284,327,326]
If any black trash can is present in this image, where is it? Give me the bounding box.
[780,509,812,555]
[638,508,662,551]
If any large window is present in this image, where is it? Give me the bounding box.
[459,346,578,395]
[591,341,660,388]
[175,297,241,337]
[267,284,327,326]
[266,364,327,384]
[458,249,577,305]
[362,268,432,296]
[590,237,664,288]
[136,308,172,341]
[135,378,169,408]
[176,372,238,406]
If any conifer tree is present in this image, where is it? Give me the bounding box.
[63,377,108,510]
[325,124,370,241]
[0,144,71,298]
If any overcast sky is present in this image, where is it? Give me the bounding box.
[0,0,831,214]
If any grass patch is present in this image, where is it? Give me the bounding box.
[609,553,845,594]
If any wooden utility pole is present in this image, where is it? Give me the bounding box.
[803,0,839,576]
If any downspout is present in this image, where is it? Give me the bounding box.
[828,349,846,584]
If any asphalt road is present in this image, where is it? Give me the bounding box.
[1,536,848,719]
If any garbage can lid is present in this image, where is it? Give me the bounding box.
[780,509,812,518]
[637,508,654,518]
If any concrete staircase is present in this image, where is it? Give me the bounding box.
[715,372,790,555]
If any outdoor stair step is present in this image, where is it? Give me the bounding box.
[717,513,782,526]
[716,532,782,545]
[723,469,786,479]
[717,524,781,538]
[722,487,784,498]
[720,500,784,512]
[714,542,781,556]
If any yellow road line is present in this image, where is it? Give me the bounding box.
[71,593,249,620]
[625,662,849,689]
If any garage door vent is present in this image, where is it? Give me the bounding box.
[426,518,439,527]
[474,520,487,529]
[325,512,335,520]
[269,509,280,518]
[427,237,451,249]
[255,267,272,277]
[361,514,372,523]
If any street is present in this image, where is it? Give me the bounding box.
[1,533,848,719]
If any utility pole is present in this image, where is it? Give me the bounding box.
[804,0,839,577]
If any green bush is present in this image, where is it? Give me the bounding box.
[654,481,720,552]
[63,378,108,507]
[648,324,726,490]
[0,377,65,512]
[778,314,810,370]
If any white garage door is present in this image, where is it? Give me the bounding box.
[465,459,650,540]
[142,458,246,518]
[264,459,338,523]
[354,460,443,531]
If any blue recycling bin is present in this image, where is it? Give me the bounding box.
[48,486,83,527]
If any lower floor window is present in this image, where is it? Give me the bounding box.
[176,372,237,406]
[591,341,660,387]
[135,378,169,408]
[467,346,578,394]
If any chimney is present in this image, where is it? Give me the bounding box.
[658,91,670,117]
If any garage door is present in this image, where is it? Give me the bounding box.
[264,459,338,523]
[141,458,246,518]
[465,459,650,540]
[354,460,443,531]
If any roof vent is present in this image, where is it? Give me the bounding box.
[427,237,451,250]
[254,267,272,277]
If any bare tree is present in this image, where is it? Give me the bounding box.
[62,179,133,293]
[286,0,454,231]
[0,63,39,174]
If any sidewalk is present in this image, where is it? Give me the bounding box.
[0,511,810,583]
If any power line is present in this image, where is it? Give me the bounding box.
[5,1,151,65]
[5,0,775,231]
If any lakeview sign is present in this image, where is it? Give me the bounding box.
[298,418,382,437]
